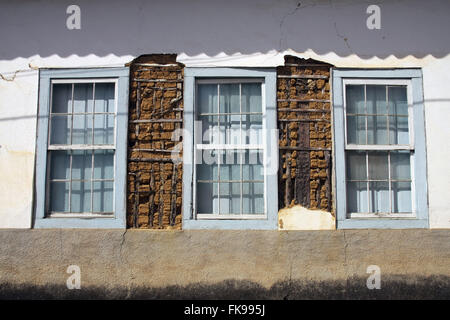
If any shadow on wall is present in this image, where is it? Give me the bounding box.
[1,275,449,299]
[0,0,449,60]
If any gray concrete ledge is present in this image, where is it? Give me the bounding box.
[0,229,449,299]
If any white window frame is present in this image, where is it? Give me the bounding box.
[182,67,278,230]
[332,68,429,229]
[34,68,129,229]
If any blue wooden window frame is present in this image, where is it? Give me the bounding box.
[333,68,429,229]
[34,68,129,228]
[183,68,278,229]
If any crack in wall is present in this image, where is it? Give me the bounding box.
[119,229,128,263]
[0,63,39,82]
[59,229,63,262]
[283,259,294,300]
[342,230,348,269]
[118,228,134,299]
[0,70,20,82]
[278,1,302,51]
[333,22,353,53]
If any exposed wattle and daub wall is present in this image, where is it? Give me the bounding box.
[277,56,333,213]
[127,54,184,229]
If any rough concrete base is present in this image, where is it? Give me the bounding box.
[0,229,449,299]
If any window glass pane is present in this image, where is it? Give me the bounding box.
[346,85,365,114]
[93,114,114,145]
[198,84,217,114]
[242,149,263,181]
[219,182,240,214]
[72,114,93,145]
[49,181,70,212]
[92,181,113,212]
[241,83,262,113]
[199,115,218,144]
[219,114,240,144]
[51,84,72,113]
[388,86,408,116]
[218,182,231,214]
[200,149,219,166]
[368,152,389,180]
[219,84,240,113]
[50,151,70,180]
[346,115,366,145]
[242,114,262,144]
[390,151,411,180]
[219,150,241,181]
[197,182,218,214]
[389,116,409,145]
[94,83,115,113]
[391,182,412,213]
[71,181,91,213]
[93,150,114,180]
[347,181,368,213]
[366,85,387,115]
[369,181,390,213]
[367,115,388,145]
[196,162,217,181]
[71,150,92,180]
[346,151,366,180]
[50,115,71,144]
[73,83,94,113]
[242,182,264,214]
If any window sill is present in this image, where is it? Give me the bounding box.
[183,218,278,230]
[349,213,416,219]
[337,218,428,229]
[196,214,267,220]
[34,217,125,229]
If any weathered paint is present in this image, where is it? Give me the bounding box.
[0,0,450,228]
[278,205,335,230]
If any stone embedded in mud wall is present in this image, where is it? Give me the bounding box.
[127,54,184,229]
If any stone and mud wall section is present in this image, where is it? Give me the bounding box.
[126,54,335,230]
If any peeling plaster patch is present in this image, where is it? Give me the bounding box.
[0,54,134,72]
[0,149,34,228]
[278,205,335,230]
[0,62,38,82]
